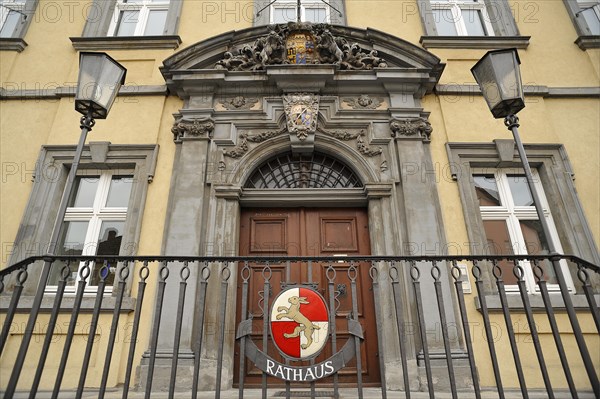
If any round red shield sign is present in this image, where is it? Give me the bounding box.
[270,287,329,360]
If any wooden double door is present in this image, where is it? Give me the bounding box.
[235,207,380,386]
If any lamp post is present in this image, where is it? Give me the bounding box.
[471,48,599,396]
[6,52,126,397]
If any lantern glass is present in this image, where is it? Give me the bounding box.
[471,48,524,119]
[75,52,127,119]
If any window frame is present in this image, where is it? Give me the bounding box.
[45,171,134,294]
[472,168,575,293]
[6,143,158,297]
[417,0,530,49]
[0,0,38,52]
[76,0,183,49]
[446,141,600,296]
[270,0,330,24]
[108,0,171,37]
[254,0,346,26]
[563,0,600,49]
[430,0,494,36]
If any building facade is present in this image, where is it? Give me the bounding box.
[1,0,599,396]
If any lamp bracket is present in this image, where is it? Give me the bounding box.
[504,114,520,130]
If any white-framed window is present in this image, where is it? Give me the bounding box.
[473,169,574,293]
[430,0,494,36]
[108,0,171,37]
[270,0,329,24]
[47,171,134,293]
[0,0,25,38]
[577,0,600,35]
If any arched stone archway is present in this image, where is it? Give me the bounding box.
[150,22,469,392]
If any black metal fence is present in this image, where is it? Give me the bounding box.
[0,254,598,399]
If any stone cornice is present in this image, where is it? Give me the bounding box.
[0,38,27,52]
[575,35,600,50]
[420,36,530,49]
[70,35,182,50]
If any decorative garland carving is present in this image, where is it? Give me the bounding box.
[356,132,382,157]
[390,117,432,141]
[223,129,286,158]
[318,127,381,157]
[215,23,388,72]
[219,96,259,110]
[172,118,215,141]
[343,95,383,110]
[316,127,361,141]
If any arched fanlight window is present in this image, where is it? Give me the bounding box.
[244,152,362,189]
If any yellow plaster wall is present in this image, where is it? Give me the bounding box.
[345,1,423,43]
[1,0,598,393]
[0,100,59,264]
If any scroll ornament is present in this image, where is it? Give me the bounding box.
[390,118,432,141]
[172,118,215,141]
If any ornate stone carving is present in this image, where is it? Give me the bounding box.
[390,117,432,141]
[283,93,320,141]
[219,96,259,110]
[318,127,381,157]
[317,127,361,141]
[356,132,382,157]
[215,23,387,71]
[343,95,383,110]
[172,118,215,141]
[223,129,286,158]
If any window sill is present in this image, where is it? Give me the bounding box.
[0,38,28,52]
[575,36,600,50]
[420,36,530,49]
[0,295,136,313]
[70,35,182,51]
[475,293,598,312]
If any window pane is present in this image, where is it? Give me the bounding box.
[0,11,20,38]
[68,176,100,207]
[432,9,458,35]
[48,221,89,286]
[520,220,556,283]
[473,175,501,206]
[115,10,139,36]
[482,220,518,285]
[506,174,534,206]
[106,176,133,207]
[305,7,327,23]
[581,8,600,35]
[273,7,296,23]
[462,9,487,35]
[144,9,167,35]
[96,221,124,255]
[91,221,125,286]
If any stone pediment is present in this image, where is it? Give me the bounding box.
[161,23,444,87]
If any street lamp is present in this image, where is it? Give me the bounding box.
[5,52,127,397]
[471,48,599,395]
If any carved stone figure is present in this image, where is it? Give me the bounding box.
[343,95,383,110]
[390,117,433,141]
[219,96,259,110]
[316,29,343,64]
[214,23,388,71]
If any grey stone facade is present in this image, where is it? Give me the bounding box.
[140,23,475,392]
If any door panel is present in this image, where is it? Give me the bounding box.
[235,208,380,386]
